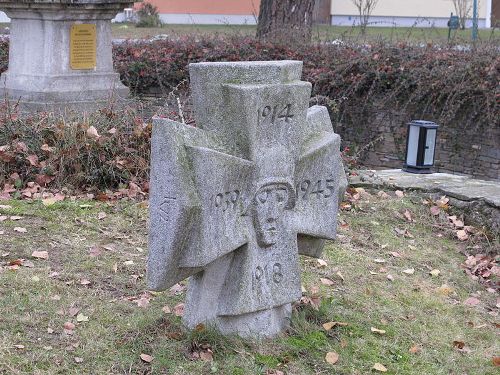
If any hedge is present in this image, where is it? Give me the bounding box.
[0,36,498,192]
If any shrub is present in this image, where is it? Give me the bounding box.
[0,38,8,73]
[112,35,498,131]
[0,103,150,193]
[136,2,162,28]
[0,36,498,192]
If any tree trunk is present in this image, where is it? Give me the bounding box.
[257,0,316,43]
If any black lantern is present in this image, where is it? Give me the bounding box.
[403,120,439,174]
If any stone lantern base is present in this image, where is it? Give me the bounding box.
[0,1,136,112]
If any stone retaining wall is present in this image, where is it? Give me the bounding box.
[334,106,499,181]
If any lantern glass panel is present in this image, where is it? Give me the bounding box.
[424,129,436,165]
[406,125,419,166]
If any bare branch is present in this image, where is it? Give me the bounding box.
[350,0,380,34]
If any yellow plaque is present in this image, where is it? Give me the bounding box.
[70,24,97,70]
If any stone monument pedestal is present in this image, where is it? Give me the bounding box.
[0,1,135,112]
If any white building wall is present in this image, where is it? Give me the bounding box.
[331,15,486,28]
[331,0,490,28]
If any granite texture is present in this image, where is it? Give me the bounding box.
[148,61,347,338]
[0,0,135,112]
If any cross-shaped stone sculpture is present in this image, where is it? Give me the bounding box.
[148,61,347,338]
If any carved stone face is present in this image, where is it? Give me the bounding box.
[252,183,291,247]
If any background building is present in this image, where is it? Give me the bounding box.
[0,0,497,28]
[331,0,493,28]
[136,0,261,25]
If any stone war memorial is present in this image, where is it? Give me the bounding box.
[148,61,347,338]
[0,0,135,111]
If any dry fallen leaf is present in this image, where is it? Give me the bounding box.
[463,297,480,306]
[320,277,334,286]
[266,370,285,375]
[492,356,500,367]
[76,313,89,323]
[32,251,49,260]
[456,230,469,241]
[162,305,172,314]
[64,322,75,331]
[173,303,184,317]
[13,344,25,350]
[14,227,27,233]
[86,126,100,139]
[26,154,39,167]
[317,259,328,267]
[97,212,107,220]
[452,340,471,353]
[430,206,440,216]
[199,350,213,362]
[68,307,81,317]
[336,271,345,282]
[448,215,464,228]
[322,321,348,331]
[436,196,449,208]
[373,363,388,372]
[377,191,390,199]
[195,323,206,332]
[403,209,413,222]
[371,327,386,335]
[402,268,415,275]
[136,297,150,308]
[322,321,336,331]
[325,351,339,365]
[409,345,421,354]
[41,144,55,153]
[436,284,454,296]
[42,198,58,206]
[140,353,153,363]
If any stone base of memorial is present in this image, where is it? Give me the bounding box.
[0,1,134,112]
[148,60,348,338]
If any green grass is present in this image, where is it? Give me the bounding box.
[0,190,498,374]
[107,23,499,44]
[1,21,497,43]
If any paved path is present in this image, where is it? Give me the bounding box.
[351,169,500,209]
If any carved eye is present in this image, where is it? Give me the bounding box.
[257,190,268,204]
